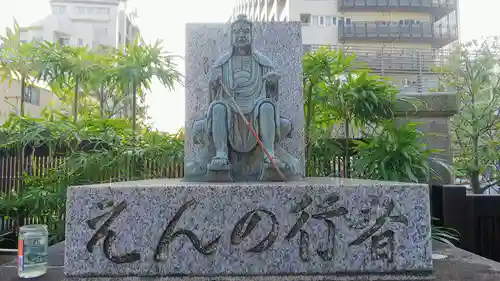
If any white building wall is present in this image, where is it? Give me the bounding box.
[11,0,140,121]
[20,0,137,49]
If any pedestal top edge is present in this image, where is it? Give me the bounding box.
[69,177,429,189]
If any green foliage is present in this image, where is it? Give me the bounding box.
[431,218,460,245]
[434,38,500,193]
[303,46,399,176]
[303,46,356,145]
[0,23,183,125]
[0,22,184,243]
[0,21,39,116]
[351,122,435,182]
[0,108,183,244]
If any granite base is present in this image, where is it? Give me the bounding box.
[64,178,433,279]
[63,272,434,281]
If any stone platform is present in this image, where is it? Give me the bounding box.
[64,178,433,280]
[4,241,500,281]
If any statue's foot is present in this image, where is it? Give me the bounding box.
[259,156,288,182]
[206,155,233,182]
[264,154,285,168]
[208,155,231,171]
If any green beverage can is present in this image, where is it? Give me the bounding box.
[17,224,48,278]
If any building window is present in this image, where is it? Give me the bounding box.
[319,16,326,26]
[86,7,95,14]
[52,5,66,14]
[24,86,40,106]
[32,36,43,45]
[96,7,110,14]
[78,38,84,46]
[327,16,336,26]
[58,37,70,46]
[300,14,311,25]
[312,15,337,26]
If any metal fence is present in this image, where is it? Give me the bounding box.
[431,185,500,262]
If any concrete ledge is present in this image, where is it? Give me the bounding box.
[394,92,459,117]
[2,242,500,280]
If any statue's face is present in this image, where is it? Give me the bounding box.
[231,22,252,48]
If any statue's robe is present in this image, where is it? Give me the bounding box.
[205,48,280,153]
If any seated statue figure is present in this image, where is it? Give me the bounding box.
[185,14,302,182]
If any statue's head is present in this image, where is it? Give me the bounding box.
[230,14,252,48]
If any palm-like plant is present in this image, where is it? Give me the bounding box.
[35,42,102,122]
[0,21,38,117]
[351,122,438,182]
[303,47,357,175]
[111,37,183,132]
[303,47,398,176]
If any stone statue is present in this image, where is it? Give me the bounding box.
[185,14,302,182]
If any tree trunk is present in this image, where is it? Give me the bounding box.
[470,83,480,193]
[73,75,79,122]
[131,81,137,179]
[100,85,105,117]
[20,75,26,117]
[471,170,481,194]
[132,81,137,133]
[304,82,314,175]
[344,119,350,178]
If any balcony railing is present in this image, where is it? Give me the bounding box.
[303,45,457,93]
[339,22,458,48]
[304,44,451,74]
[339,0,457,19]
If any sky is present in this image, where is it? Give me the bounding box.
[0,0,497,132]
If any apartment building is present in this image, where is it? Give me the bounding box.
[232,0,459,93]
[19,0,139,49]
[0,80,58,124]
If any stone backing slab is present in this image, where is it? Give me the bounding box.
[394,92,459,185]
[184,22,305,176]
[64,178,433,278]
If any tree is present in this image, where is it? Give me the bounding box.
[111,37,183,133]
[0,21,38,117]
[35,42,101,122]
[435,38,500,194]
[303,47,397,176]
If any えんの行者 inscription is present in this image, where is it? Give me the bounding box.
[86,200,141,264]
[285,193,348,262]
[231,209,279,253]
[154,199,222,261]
[349,198,409,263]
[83,194,410,265]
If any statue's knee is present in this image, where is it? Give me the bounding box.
[212,103,226,116]
[259,102,275,114]
[280,118,292,138]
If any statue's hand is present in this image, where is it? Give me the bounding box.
[210,71,222,86]
[262,72,280,83]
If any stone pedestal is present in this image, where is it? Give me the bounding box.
[64,178,433,280]
[395,92,459,185]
